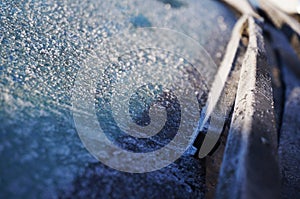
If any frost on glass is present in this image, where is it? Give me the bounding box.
[0,0,236,197]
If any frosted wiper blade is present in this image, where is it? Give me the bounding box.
[216,16,280,199]
[196,15,248,158]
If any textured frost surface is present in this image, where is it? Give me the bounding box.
[0,0,236,198]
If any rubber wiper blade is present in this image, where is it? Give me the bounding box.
[216,16,280,199]
[196,15,248,158]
